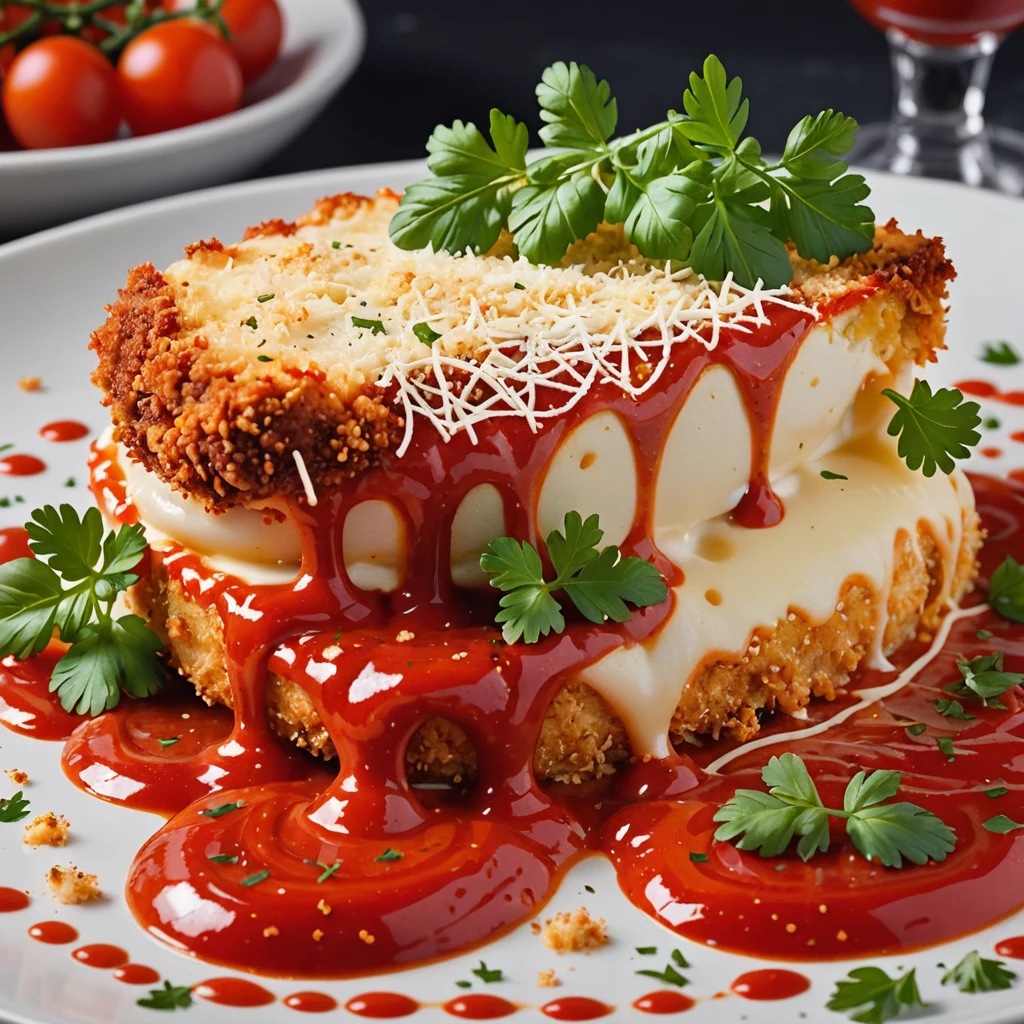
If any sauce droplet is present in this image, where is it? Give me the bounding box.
[113,964,161,985]
[731,969,810,1000]
[0,887,29,912]
[284,991,338,1013]
[72,943,130,969]
[540,996,613,1020]
[193,978,275,1007]
[443,993,518,1019]
[0,454,46,477]
[995,937,1024,960]
[346,992,420,1018]
[28,921,78,944]
[633,990,696,1014]
[39,420,90,443]
[0,527,32,564]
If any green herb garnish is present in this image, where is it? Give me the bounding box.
[374,848,404,863]
[242,316,258,329]
[689,851,709,863]
[0,505,163,716]
[635,946,657,955]
[985,786,1009,798]
[820,470,848,481]
[390,56,873,288]
[882,380,981,477]
[947,651,1023,702]
[158,737,180,748]
[472,961,503,983]
[480,511,667,644]
[983,417,1001,429]
[713,753,955,867]
[137,981,193,1012]
[241,870,270,887]
[931,698,974,720]
[977,629,994,640]
[257,354,272,362]
[352,316,387,335]
[455,980,472,989]
[827,966,924,1023]
[636,950,689,987]
[989,556,1024,623]
[983,815,1024,834]
[0,791,30,823]
[412,322,442,347]
[981,341,1020,365]
[257,293,274,303]
[208,853,238,864]
[905,723,927,737]
[937,736,956,760]
[942,950,1016,993]
[200,801,242,818]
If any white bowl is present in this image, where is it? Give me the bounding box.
[0,0,364,234]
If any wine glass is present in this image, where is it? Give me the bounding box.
[847,0,1024,194]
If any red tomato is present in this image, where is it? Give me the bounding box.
[2,36,121,149]
[117,19,244,135]
[165,0,283,84]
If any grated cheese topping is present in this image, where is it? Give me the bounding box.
[167,194,816,457]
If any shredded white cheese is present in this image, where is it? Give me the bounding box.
[292,450,318,507]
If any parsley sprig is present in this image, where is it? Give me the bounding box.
[882,380,981,477]
[980,341,1020,365]
[944,651,1023,705]
[0,505,164,716]
[480,511,667,644]
[713,753,955,867]
[391,56,874,288]
[0,791,30,822]
[942,950,1016,993]
[989,556,1024,623]
[137,981,193,1012]
[827,966,924,1024]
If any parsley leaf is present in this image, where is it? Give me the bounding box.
[932,698,974,720]
[137,981,193,1011]
[821,470,848,480]
[980,341,1020,365]
[983,815,1024,834]
[413,322,441,346]
[985,786,1009,798]
[241,870,270,887]
[714,755,955,867]
[950,651,1023,701]
[480,511,667,644]
[0,505,164,716]
[393,55,872,286]
[374,848,404,862]
[942,950,1016,993]
[208,853,238,864]
[472,961,503,983]
[351,316,387,336]
[827,966,924,1024]
[882,381,981,476]
[0,791,30,822]
[989,556,1024,623]
[200,801,242,818]
[636,961,689,987]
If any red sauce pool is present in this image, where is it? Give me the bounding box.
[284,991,338,1013]
[0,527,31,562]
[633,990,696,1013]
[72,943,130,969]
[28,921,78,944]
[443,993,519,1019]
[193,977,275,1007]
[956,379,1024,406]
[996,937,1024,959]
[0,454,46,476]
[0,888,29,912]
[731,970,811,1000]
[1,645,82,740]
[346,992,420,1018]
[113,964,161,985]
[981,447,1003,458]
[39,420,89,443]
[540,997,612,1020]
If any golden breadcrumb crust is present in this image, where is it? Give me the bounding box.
[23,813,69,848]
[46,864,101,905]
[5,768,28,785]
[541,908,608,953]
[91,194,954,511]
[132,512,980,785]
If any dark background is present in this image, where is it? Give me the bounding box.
[262,0,1024,179]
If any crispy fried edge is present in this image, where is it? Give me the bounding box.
[91,209,954,511]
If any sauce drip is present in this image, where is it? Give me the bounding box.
[996,937,1024,959]
[956,380,1024,406]
[730,969,811,1000]
[0,888,29,912]
[443,994,519,1019]
[346,992,420,1018]
[193,977,275,1007]
[540,996,612,1020]
[39,420,90,443]
[113,964,161,985]
[284,991,339,1013]
[633,990,696,1014]
[72,943,130,969]
[0,453,46,476]
[28,921,78,944]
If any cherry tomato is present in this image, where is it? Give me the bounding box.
[2,36,121,149]
[165,0,282,84]
[117,19,243,136]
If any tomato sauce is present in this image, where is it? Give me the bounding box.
[3,295,1024,987]
[28,921,78,944]
[0,453,46,476]
[113,964,161,985]
[540,996,612,1020]
[633,990,696,1013]
[730,969,810,1000]
[0,888,29,912]
[957,380,1024,407]
[346,992,420,1017]
[443,994,519,1019]
[72,943,130,968]
[39,420,90,443]
[284,991,338,1013]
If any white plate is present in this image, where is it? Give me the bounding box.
[0,0,364,235]
[0,165,1023,1024]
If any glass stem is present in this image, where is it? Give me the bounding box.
[887,29,998,144]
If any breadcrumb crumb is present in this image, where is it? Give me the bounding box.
[312,928,324,942]
[541,908,607,953]
[316,898,332,916]
[538,969,559,987]
[46,864,100,904]
[358,929,375,944]
[5,768,28,785]
[17,376,41,392]
[23,813,69,848]
[262,925,279,938]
